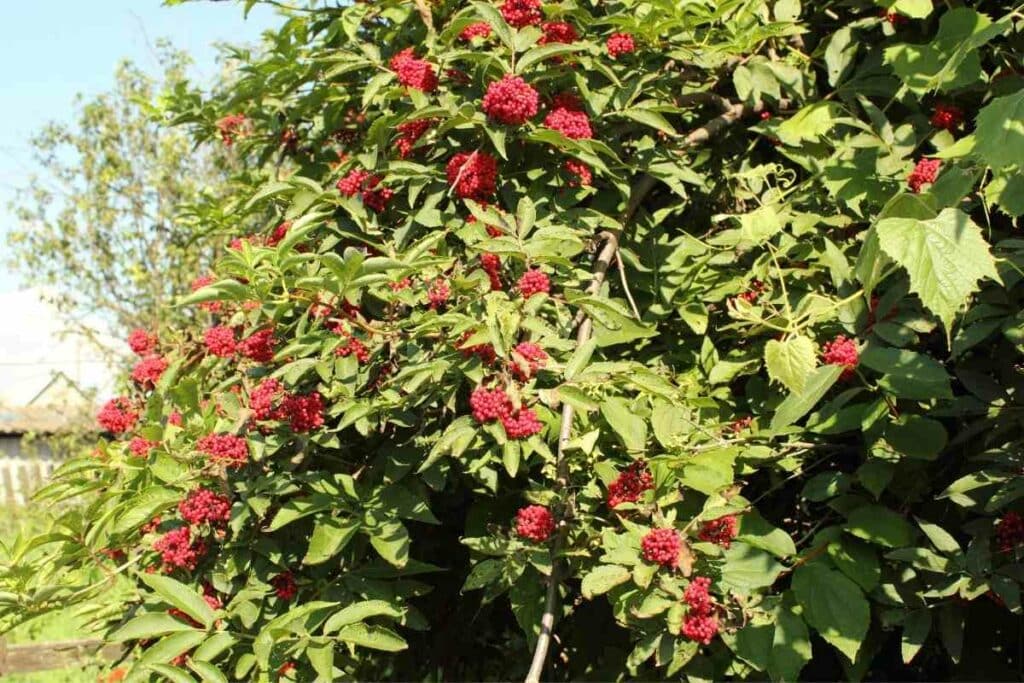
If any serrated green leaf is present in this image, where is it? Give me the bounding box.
[765,336,817,393]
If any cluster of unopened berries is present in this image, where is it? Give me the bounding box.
[389,48,438,92]
[681,577,719,645]
[515,504,555,542]
[907,158,941,193]
[607,461,654,508]
[247,378,325,433]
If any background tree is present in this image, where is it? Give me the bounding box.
[6,42,233,347]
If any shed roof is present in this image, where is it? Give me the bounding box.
[0,405,93,435]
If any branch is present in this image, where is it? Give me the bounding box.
[525,100,784,683]
[412,0,435,35]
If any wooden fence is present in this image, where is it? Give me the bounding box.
[0,637,121,675]
[0,456,57,507]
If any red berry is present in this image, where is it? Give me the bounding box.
[216,113,248,147]
[501,407,543,439]
[821,335,859,380]
[128,329,157,356]
[470,386,513,423]
[197,434,249,469]
[698,515,738,548]
[606,33,636,59]
[515,505,555,542]
[996,512,1024,553]
[204,326,237,358]
[396,118,433,158]
[281,392,324,433]
[907,158,941,193]
[129,437,158,458]
[97,397,138,434]
[482,75,539,126]
[544,107,592,139]
[607,461,654,508]
[238,328,276,363]
[564,159,592,187]
[179,488,232,526]
[447,152,499,200]
[539,21,578,45]
[271,571,298,601]
[930,103,965,131]
[517,269,550,298]
[641,528,681,568]
[428,278,451,309]
[460,22,492,41]
[131,355,168,388]
[153,527,207,571]
[500,0,542,28]
[510,342,547,380]
[389,48,438,92]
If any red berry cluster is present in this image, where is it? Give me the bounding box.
[500,0,542,27]
[607,461,654,508]
[129,437,157,458]
[737,279,767,304]
[271,571,297,601]
[389,277,412,292]
[517,269,550,298]
[131,355,168,388]
[729,416,753,433]
[511,342,547,380]
[607,33,636,59]
[502,407,543,439]
[336,169,393,212]
[97,397,138,434]
[153,526,207,571]
[204,326,237,358]
[539,21,578,45]
[335,334,371,363]
[457,331,497,364]
[698,515,739,548]
[821,335,859,380]
[641,527,681,568]
[996,511,1024,553]
[470,386,512,423]
[883,10,908,26]
[564,159,592,187]
[168,411,183,426]
[681,576,719,645]
[907,158,941,193]
[128,329,156,356]
[460,21,492,41]
[179,488,232,526]
[482,75,540,126]
[141,516,162,534]
[481,253,503,291]
[250,378,285,421]
[544,107,592,140]
[238,328,276,363]
[216,113,248,147]
[197,434,249,469]
[396,118,432,159]
[389,48,438,93]
[428,278,451,309]
[515,505,555,542]
[930,103,964,131]
[266,221,291,247]
[281,392,324,433]
[447,152,499,200]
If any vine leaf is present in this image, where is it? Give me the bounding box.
[973,90,1024,170]
[765,335,817,394]
[875,208,999,335]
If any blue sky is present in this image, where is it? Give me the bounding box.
[0,0,280,293]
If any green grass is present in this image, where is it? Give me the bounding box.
[2,505,110,683]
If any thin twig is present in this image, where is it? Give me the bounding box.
[615,250,642,321]
[412,0,435,35]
